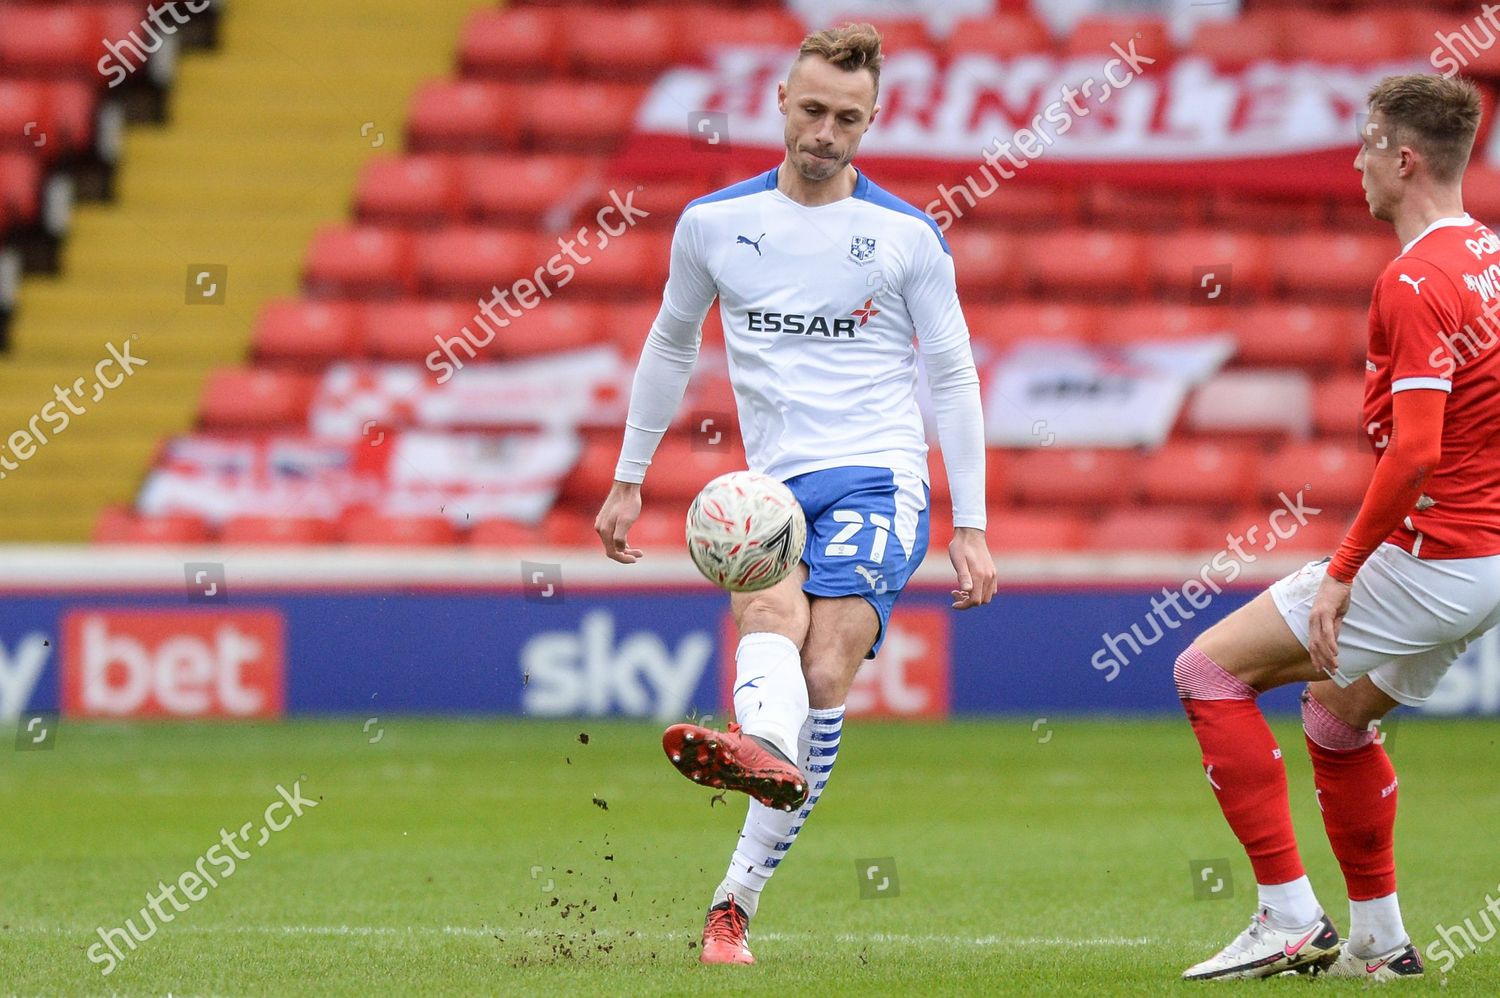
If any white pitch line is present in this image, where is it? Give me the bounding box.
[10,924,1159,947]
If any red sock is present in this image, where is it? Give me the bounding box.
[1302,692,1397,900]
[1176,648,1305,886]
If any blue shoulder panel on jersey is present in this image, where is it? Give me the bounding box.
[853,172,951,256]
[681,167,779,215]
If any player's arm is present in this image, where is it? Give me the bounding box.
[904,229,996,608]
[1308,262,1456,672]
[596,211,716,563]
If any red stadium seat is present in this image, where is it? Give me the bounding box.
[1186,371,1312,439]
[460,153,595,224]
[1145,230,1271,298]
[565,8,687,78]
[947,228,1017,297]
[1088,508,1211,552]
[678,6,806,49]
[0,151,40,234]
[1021,230,1146,296]
[1278,13,1407,64]
[1221,509,1348,555]
[1207,190,1327,233]
[1228,304,1350,369]
[1006,448,1140,506]
[354,155,461,226]
[406,80,519,152]
[458,8,564,78]
[1064,16,1172,60]
[94,508,212,544]
[541,507,597,547]
[362,301,476,361]
[926,450,952,508]
[601,300,665,356]
[639,438,747,502]
[341,511,459,546]
[1189,13,1282,69]
[559,438,624,503]
[252,299,363,364]
[516,81,646,151]
[1139,442,1259,507]
[987,510,1089,552]
[1093,303,1227,345]
[563,229,672,296]
[592,175,711,228]
[1261,440,1373,509]
[413,227,534,297]
[494,301,608,357]
[0,6,101,76]
[965,302,1098,350]
[221,515,338,545]
[1082,185,1202,229]
[956,182,1081,229]
[946,14,1053,60]
[626,505,692,552]
[198,368,317,430]
[1273,232,1393,296]
[927,506,954,551]
[0,79,97,162]
[469,518,548,547]
[302,226,414,297]
[1313,373,1366,439]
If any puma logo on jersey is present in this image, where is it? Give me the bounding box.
[1398,274,1427,294]
[736,233,766,256]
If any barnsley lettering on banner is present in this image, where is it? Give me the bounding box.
[983,336,1235,448]
[625,49,1425,191]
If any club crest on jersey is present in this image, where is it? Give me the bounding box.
[849,236,877,264]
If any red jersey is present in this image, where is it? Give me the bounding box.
[1363,214,1500,559]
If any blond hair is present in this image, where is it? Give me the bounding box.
[1367,74,1483,182]
[796,23,884,95]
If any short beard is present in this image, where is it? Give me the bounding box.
[793,148,846,183]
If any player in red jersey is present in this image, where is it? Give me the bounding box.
[1177,74,1500,981]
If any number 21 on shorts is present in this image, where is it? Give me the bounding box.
[825,510,890,562]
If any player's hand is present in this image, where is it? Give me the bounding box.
[1307,575,1352,676]
[948,527,997,609]
[595,481,644,564]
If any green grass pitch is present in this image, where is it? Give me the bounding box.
[2,716,1498,996]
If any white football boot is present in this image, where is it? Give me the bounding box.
[1324,941,1423,980]
[1182,908,1341,980]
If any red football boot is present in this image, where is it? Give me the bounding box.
[700,894,754,965]
[662,722,807,812]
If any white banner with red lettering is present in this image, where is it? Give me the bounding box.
[980,335,1235,447]
[619,48,1432,197]
[136,431,580,526]
[308,348,734,440]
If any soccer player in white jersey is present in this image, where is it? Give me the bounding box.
[594,24,996,965]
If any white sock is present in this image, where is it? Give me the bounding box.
[1347,892,1408,957]
[1258,875,1321,930]
[732,633,807,762]
[715,705,845,917]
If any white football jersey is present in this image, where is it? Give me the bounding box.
[663,167,971,488]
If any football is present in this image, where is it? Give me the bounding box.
[685,471,807,592]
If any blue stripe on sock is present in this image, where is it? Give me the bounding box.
[810,730,840,742]
[807,744,838,757]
